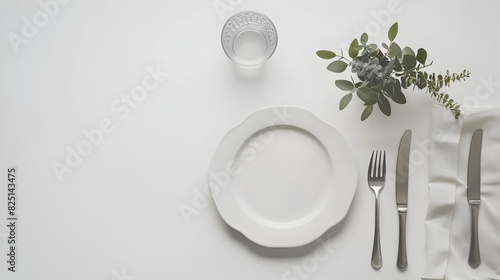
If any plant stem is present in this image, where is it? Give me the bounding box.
[336,54,352,63]
[416,61,433,70]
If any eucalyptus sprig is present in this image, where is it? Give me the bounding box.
[317,22,470,120]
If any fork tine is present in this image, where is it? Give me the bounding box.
[368,150,375,178]
[375,150,380,177]
[377,150,383,178]
[381,150,386,179]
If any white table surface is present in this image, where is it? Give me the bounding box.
[1,0,500,279]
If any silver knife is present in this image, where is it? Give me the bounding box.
[396,129,412,270]
[467,128,483,268]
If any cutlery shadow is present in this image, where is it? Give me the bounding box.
[218,210,350,259]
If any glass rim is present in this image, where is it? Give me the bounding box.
[221,10,278,67]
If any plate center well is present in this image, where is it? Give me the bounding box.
[231,126,334,226]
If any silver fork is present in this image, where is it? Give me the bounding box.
[368,150,386,270]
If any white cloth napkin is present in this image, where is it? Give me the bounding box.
[423,106,500,280]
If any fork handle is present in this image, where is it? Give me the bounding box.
[371,196,382,269]
[397,211,407,270]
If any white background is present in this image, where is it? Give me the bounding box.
[1,0,500,279]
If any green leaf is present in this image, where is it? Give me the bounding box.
[401,76,407,89]
[357,86,378,104]
[390,42,402,59]
[416,48,427,65]
[384,59,395,76]
[394,57,402,71]
[402,54,417,69]
[354,45,364,51]
[335,80,354,91]
[360,33,368,45]
[339,93,353,110]
[388,80,407,104]
[387,49,394,58]
[327,60,348,73]
[366,43,378,53]
[361,105,373,121]
[349,38,359,59]
[416,72,426,89]
[377,93,391,116]
[402,46,415,58]
[316,50,337,59]
[371,87,382,94]
[388,22,398,41]
[382,42,389,50]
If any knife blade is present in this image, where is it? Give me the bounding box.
[467,128,483,268]
[396,129,411,270]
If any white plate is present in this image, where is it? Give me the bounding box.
[208,107,357,247]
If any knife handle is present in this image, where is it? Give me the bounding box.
[397,210,407,270]
[468,201,481,268]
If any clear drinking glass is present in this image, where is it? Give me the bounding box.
[221,11,278,67]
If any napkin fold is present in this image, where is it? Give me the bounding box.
[423,106,500,280]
